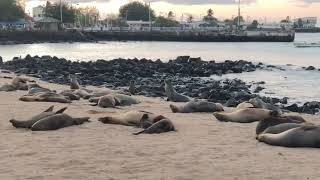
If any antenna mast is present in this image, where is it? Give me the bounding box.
[238,0,241,30]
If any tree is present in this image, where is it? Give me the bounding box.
[233,16,244,25]
[207,8,214,17]
[45,1,76,23]
[119,1,155,21]
[0,0,25,21]
[168,11,174,19]
[298,18,303,28]
[154,16,179,27]
[203,8,217,23]
[187,14,193,23]
[247,20,259,30]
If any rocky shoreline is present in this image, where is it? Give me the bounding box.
[0,55,319,114]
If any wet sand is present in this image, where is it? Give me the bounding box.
[0,73,319,180]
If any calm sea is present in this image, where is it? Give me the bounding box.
[0,33,319,104]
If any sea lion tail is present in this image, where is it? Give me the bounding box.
[73,117,91,125]
[44,105,55,112]
[213,112,228,122]
[55,107,68,114]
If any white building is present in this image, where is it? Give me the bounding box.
[294,17,317,28]
[33,6,45,21]
[127,21,152,30]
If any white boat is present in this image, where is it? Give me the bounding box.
[294,42,320,48]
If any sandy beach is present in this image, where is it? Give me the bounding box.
[0,72,320,180]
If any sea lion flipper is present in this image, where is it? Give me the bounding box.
[55,107,68,114]
[44,105,54,112]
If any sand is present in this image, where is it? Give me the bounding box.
[0,72,319,180]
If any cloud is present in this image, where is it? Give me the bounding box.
[290,0,320,6]
[147,0,256,5]
[27,0,256,5]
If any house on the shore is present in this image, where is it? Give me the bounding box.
[35,17,60,32]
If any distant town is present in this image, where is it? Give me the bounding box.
[0,0,318,33]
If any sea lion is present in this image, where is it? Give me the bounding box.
[19,92,72,103]
[69,74,80,90]
[256,115,306,135]
[97,94,140,108]
[10,106,67,129]
[98,111,175,135]
[133,114,175,135]
[31,113,90,131]
[27,85,53,95]
[249,97,281,113]
[257,125,320,148]
[170,100,224,113]
[213,108,279,123]
[73,88,92,99]
[98,111,151,126]
[129,80,136,95]
[164,79,191,102]
[261,123,310,135]
[59,91,80,101]
[0,77,28,91]
[236,101,254,109]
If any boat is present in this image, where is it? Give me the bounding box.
[294,42,320,48]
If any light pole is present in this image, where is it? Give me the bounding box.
[60,0,63,23]
[148,1,152,32]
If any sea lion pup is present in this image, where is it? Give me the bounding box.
[19,92,72,103]
[236,101,254,109]
[133,114,175,135]
[213,108,279,123]
[249,97,282,113]
[256,115,306,135]
[31,113,90,131]
[170,100,224,113]
[164,79,191,102]
[129,80,136,95]
[10,106,67,129]
[97,94,140,108]
[257,125,320,148]
[69,74,80,90]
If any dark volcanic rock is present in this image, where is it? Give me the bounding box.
[0,56,3,65]
[305,66,316,71]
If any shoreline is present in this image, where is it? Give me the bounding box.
[0,30,295,45]
[0,71,319,180]
[1,55,319,115]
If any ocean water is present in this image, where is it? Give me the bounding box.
[0,33,319,104]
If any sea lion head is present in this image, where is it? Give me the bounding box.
[98,117,113,124]
[98,95,116,108]
[169,104,179,113]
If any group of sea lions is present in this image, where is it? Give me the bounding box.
[2,74,320,146]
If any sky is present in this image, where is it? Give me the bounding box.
[25,0,320,24]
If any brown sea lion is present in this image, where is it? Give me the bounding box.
[261,123,310,135]
[98,111,175,135]
[97,94,140,108]
[10,106,67,129]
[129,80,136,95]
[133,114,175,135]
[164,79,191,102]
[31,113,90,131]
[19,92,71,103]
[249,97,282,113]
[256,115,306,135]
[213,108,279,123]
[257,125,320,148]
[69,74,80,90]
[236,101,254,109]
[0,77,28,91]
[170,100,224,113]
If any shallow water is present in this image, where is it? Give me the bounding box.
[0,33,319,66]
[0,33,319,104]
[211,66,320,104]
